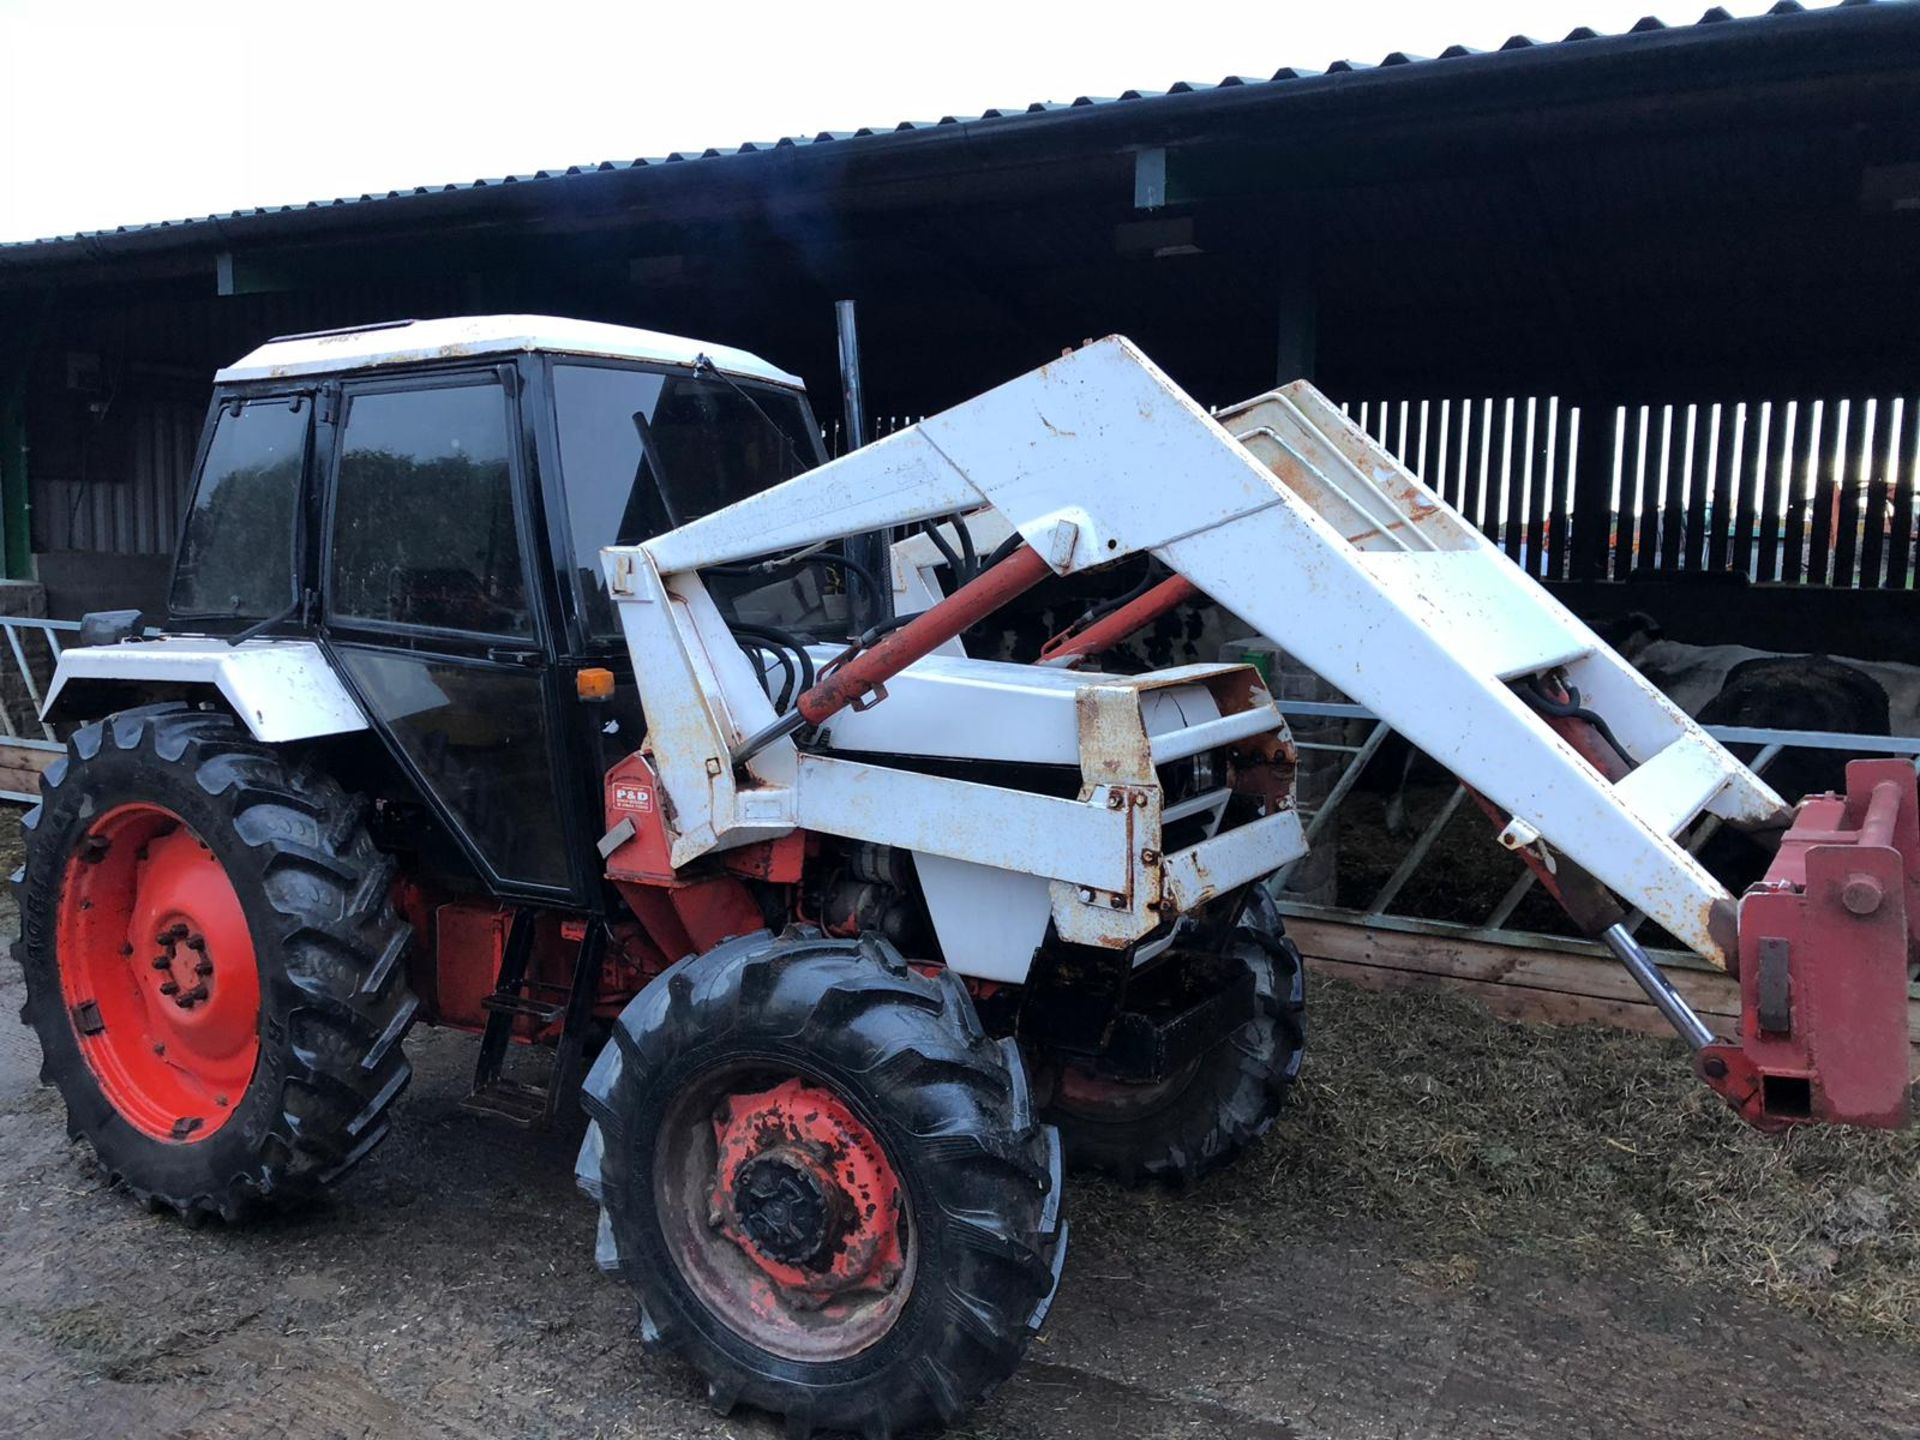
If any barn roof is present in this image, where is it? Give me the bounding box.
[0,1,1906,273]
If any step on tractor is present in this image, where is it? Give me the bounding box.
[14,315,1917,1436]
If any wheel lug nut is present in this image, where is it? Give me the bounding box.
[193,959,213,977]
[185,934,206,951]
[159,980,180,996]
[150,955,172,970]
[182,983,209,1003]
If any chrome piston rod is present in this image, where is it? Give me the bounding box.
[1601,922,1717,1051]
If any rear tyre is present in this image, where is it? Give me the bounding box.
[578,927,1065,1439]
[1044,887,1306,1184]
[13,703,417,1221]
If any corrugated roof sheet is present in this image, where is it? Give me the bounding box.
[0,1,1888,259]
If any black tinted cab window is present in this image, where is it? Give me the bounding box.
[551,361,821,640]
[170,397,310,620]
[330,379,530,636]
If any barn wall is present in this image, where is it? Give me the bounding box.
[20,275,473,613]
[31,397,199,555]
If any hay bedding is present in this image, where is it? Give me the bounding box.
[1078,974,1920,1339]
[1272,753,1916,1334]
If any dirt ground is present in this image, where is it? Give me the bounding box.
[8,1004,1918,1436]
[10,578,1909,1437]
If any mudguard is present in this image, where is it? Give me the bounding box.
[41,637,368,743]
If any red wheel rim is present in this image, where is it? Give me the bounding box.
[56,803,261,1142]
[655,1068,915,1361]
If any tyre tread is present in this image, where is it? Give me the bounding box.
[1045,888,1306,1187]
[576,931,1063,1438]
[12,703,417,1223]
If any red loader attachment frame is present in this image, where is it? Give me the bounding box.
[1702,760,1918,1130]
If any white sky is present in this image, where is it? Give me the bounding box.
[0,0,1825,244]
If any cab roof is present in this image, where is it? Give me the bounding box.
[215,314,804,389]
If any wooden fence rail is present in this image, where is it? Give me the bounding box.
[1286,912,1920,1055]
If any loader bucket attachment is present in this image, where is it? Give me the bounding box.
[1701,760,1918,1129]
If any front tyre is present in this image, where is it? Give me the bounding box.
[13,704,417,1221]
[577,928,1066,1439]
[1044,887,1306,1184]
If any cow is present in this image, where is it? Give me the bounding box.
[1373,626,1908,842]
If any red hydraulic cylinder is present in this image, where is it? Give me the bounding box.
[1037,575,1201,667]
[796,543,1054,725]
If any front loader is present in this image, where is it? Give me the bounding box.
[13,316,1915,1438]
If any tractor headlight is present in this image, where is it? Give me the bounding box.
[1161,749,1222,804]
[1187,750,1218,793]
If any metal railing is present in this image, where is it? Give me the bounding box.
[0,615,76,801]
[1271,697,1920,954]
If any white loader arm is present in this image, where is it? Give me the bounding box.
[612,336,1786,967]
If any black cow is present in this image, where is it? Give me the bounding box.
[1696,653,1893,804]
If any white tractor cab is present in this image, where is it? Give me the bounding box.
[43,316,850,901]
[17,316,1916,1438]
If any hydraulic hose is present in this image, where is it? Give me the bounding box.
[730,622,815,712]
[1521,675,1636,771]
[707,550,881,604]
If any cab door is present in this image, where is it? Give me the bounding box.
[319,366,582,901]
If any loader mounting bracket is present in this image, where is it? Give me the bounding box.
[1701,759,1917,1130]
[1096,955,1257,1083]
[1024,943,1256,1083]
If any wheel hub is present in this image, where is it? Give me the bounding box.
[654,1064,918,1363]
[708,1077,904,1304]
[731,1152,833,1265]
[151,922,216,1010]
[56,803,261,1142]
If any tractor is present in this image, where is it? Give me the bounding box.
[13,315,1916,1438]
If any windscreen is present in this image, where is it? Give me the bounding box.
[552,361,839,641]
[170,397,309,620]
